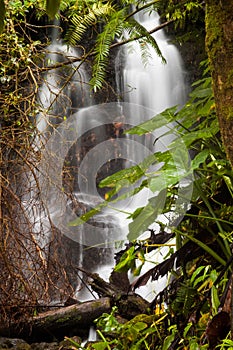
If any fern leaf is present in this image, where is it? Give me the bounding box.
[66,3,116,46]
[124,18,166,64]
[90,9,126,91]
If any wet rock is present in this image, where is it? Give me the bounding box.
[29,342,58,350]
[0,336,82,350]
[0,337,30,349]
[31,342,71,350]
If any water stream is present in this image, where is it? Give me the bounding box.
[35,11,188,303]
[118,12,186,112]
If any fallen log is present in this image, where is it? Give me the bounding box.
[32,297,112,332]
[0,269,150,342]
[81,268,150,319]
[28,269,150,339]
[0,297,112,342]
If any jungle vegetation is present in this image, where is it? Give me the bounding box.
[0,0,233,349]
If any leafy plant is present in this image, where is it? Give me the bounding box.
[64,0,170,90]
[69,62,233,348]
[71,65,233,244]
[216,336,233,349]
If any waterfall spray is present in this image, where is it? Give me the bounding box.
[31,9,191,303]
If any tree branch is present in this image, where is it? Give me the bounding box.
[39,19,174,72]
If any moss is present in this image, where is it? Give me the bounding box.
[226,69,233,89]
[16,345,31,350]
[55,316,72,324]
[227,106,233,120]
[55,314,82,324]
[205,2,224,60]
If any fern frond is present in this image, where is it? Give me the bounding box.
[124,18,166,64]
[90,9,126,91]
[66,2,116,46]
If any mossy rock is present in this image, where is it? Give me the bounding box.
[0,337,31,349]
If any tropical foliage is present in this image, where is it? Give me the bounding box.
[68,65,233,348]
[0,0,233,348]
[0,0,203,91]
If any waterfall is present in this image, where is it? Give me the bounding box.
[30,10,190,303]
[27,40,94,301]
[36,42,91,141]
[120,12,186,110]
[112,11,188,300]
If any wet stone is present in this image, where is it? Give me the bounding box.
[0,337,30,350]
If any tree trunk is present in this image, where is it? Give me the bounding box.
[0,298,112,342]
[32,297,111,333]
[205,1,233,339]
[205,0,233,167]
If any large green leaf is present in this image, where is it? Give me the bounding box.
[170,123,219,148]
[46,0,60,19]
[149,145,191,193]
[99,153,157,189]
[126,106,177,135]
[128,191,166,241]
[191,149,209,169]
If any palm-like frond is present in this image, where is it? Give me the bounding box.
[90,8,126,91]
[90,13,166,90]
[66,2,116,46]
[65,2,167,90]
[124,17,166,64]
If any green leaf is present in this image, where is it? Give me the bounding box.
[114,246,136,272]
[211,285,220,314]
[99,153,156,192]
[68,207,101,227]
[162,333,176,350]
[92,342,108,350]
[126,106,177,135]
[190,339,200,350]
[183,322,193,338]
[90,9,125,91]
[127,206,144,220]
[149,146,191,193]
[99,164,144,188]
[125,17,166,63]
[191,149,209,169]
[190,265,208,285]
[0,0,5,33]
[133,322,148,331]
[190,86,212,99]
[193,274,207,288]
[171,126,218,148]
[209,269,218,283]
[46,0,60,19]
[128,191,166,241]
[197,98,215,116]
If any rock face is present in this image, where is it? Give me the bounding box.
[0,337,30,349]
[0,336,81,349]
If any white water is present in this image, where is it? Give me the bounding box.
[120,12,186,110]
[35,41,91,147]
[32,10,190,304]
[113,11,188,300]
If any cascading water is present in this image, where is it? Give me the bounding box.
[120,12,186,111]
[113,11,188,300]
[34,9,189,304]
[36,42,91,140]
[27,40,94,300]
